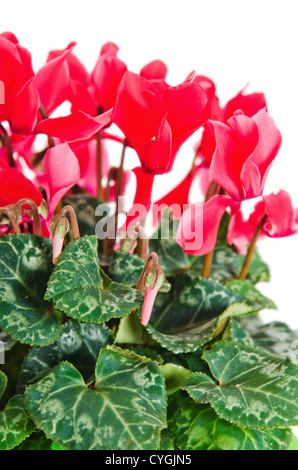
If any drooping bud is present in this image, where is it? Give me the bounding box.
[144,265,165,291]
[141,265,165,326]
[50,215,69,264]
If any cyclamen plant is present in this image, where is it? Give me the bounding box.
[0,31,298,451]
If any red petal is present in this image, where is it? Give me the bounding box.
[34,43,76,116]
[43,143,80,215]
[176,195,232,255]
[112,72,171,173]
[162,75,209,155]
[223,88,267,121]
[0,168,43,206]
[34,110,111,143]
[91,43,127,111]
[9,78,40,134]
[241,109,282,198]
[140,60,168,80]
[123,167,155,229]
[263,190,296,237]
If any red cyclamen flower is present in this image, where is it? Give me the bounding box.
[0,32,39,134]
[228,190,298,254]
[112,71,209,174]
[208,109,282,201]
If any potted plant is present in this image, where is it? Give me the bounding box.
[0,32,297,451]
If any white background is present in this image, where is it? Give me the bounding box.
[1,0,298,331]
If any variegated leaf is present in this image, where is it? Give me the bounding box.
[183,342,298,429]
[172,397,292,450]
[0,234,61,346]
[26,346,167,450]
[45,236,143,324]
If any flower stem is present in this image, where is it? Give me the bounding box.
[16,199,42,236]
[238,214,267,280]
[0,124,15,167]
[0,207,21,233]
[134,225,149,259]
[201,181,220,278]
[59,205,80,240]
[105,140,127,256]
[96,130,104,200]
[39,105,55,148]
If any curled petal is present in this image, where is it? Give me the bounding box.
[34,42,76,116]
[209,110,281,201]
[43,143,80,215]
[176,195,232,255]
[34,109,112,143]
[223,88,267,121]
[263,190,297,237]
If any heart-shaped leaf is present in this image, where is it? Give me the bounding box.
[26,346,167,450]
[108,250,145,285]
[0,371,35,450]
[45,236,143,324]
[144,274,251,353]
[172,396,292,450]
[18,320,113,392]
[183,342,298,429]
[0,234,61,346]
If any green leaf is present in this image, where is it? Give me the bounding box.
[172,397,292,450]
[108,251,145,285]
[0,394,35,450]
[149,210,270,283]
[15,431,52,450]
[288,434,298,450]
[45,236,143,324]
[239,249,270,284]
[226,318,255,347]
[115,311,152,345]
[190,246,270,284]
[0,370,7,400]
[51,441,69,450]
[183,342,298,429]
[241,320,298,362]
[0,234,61,346]
[225,280,277,310]
[18,320,113,392]
[160,363,192,395]
[144,274,249,353]
[149,211,195,277]
[26,346,167,450]
[160,430,175,450]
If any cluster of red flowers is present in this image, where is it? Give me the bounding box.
[0,31,297,254]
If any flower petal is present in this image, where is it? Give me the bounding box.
[0,168,43,206]
[43,143,80,215]
[176,194,232,255]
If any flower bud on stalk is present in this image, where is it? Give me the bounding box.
[141,265,165,326]
[50,215,69,264]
